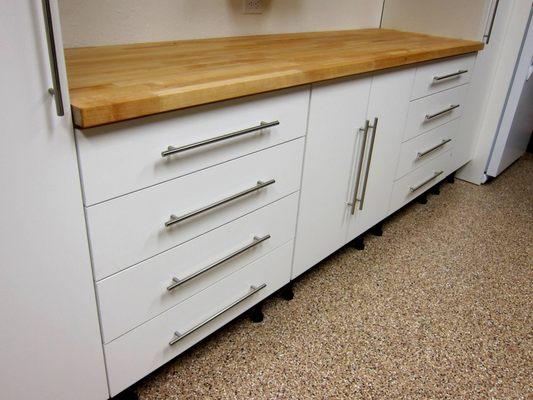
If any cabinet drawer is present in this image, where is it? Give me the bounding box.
[411,54,476,100]
[396,119,459,179]
[97,194,298,343]
[87,138,304,280]
[404,84,467,142]
[76,87,309,206]
[389,150,453,213]
[104,240,293,396]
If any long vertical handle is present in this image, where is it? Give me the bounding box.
[359,117,378,211]
[41,0,64,117]
[483,0,500,45]
[350,121,370,215]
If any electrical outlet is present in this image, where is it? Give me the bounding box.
[243,0,264,14]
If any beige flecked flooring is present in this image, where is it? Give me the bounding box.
[136,154,532,400]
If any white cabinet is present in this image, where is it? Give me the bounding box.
[292,76,372,279]
[293,55,476,278]
[76,84,307,392]
[0,2,108,399]
[293,68,416,278]
[347,68,416,238]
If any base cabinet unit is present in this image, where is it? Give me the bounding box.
[293,54,476,279]
[68,48,479,397]
[75,88,309,397]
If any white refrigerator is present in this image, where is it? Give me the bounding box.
[486,8,533,177]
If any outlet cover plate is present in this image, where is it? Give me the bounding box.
[243,0,264,14]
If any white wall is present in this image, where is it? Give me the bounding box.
[59,0,384,48]
[381,0,491,41]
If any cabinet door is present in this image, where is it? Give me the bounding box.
[347,68,415,239]
[292,76,371,279]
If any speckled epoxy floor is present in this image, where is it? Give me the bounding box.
[136,155,532,400]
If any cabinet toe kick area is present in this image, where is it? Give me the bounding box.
[66,29,483,395]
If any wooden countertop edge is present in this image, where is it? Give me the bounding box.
[71,43,483,129]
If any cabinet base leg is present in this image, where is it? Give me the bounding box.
[112,389,138,400]
[369,223,383,237]
[350,236,365,250]
[416,194,428,205]
[446,173,455,184]
[250,302,264,323]
[281,282,294,301]
[430,184,440,195]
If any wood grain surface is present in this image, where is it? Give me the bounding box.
[65,29,483,128]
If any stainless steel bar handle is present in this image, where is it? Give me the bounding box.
[165,179,275,227]
[350,120,370,215]
[161,121,280,157]
[359,117,379,211]
[483,0,500,44]
[41,0,64,117]
[425,104,460,121]
[409,171,444,193]
[433,70,469,82]
[166,234,271,291]
[169,283,267,346]
[416,138,453,159]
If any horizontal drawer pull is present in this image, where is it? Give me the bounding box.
[409,170,444,193]
[165,179,276,227]
[161,121,280,157]
[433,69,469,82]
[166,234,271,291]
[169,283,267,345]
[425,104,460,121]
[416,138,452,159]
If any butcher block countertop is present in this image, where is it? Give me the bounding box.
[65,29,484,128]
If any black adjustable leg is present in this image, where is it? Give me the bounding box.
[350,236,365,250]
[112,389,138,400]
[369,223,383,237]
[250,302,264,323]
[446,173,455,184]
[429,184,440,195]
[281,281,294,301]
[416,194,428,204]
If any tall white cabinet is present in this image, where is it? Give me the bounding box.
[0,2,108,399]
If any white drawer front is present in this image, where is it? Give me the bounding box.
[396,119,460,180]
[97,193,298,343]
[390,150,453,214]
[104,240,293,396]
[87,138,304,280]
[76,87,309,206]
[411,54,476,100]
[404,84,468,142]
